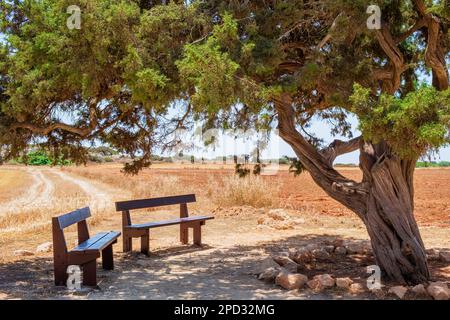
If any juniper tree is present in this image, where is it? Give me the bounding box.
[1,0,449,284]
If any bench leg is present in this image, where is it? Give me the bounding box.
[141,230,150,255]
[54,260,68,286]
[83,260,97,287]
[193,223,202,246]
[180,225,189,245]
[123,234,132,253]
[102,245,114,270]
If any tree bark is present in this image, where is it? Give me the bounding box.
[360,142,430,284]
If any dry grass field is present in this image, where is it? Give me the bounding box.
[0,163,449,300]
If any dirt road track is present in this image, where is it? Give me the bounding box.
[1,167,127,215]
[2,168,54,214]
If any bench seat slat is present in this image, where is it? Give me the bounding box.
[72,231,121,253]
[126,216,214,230]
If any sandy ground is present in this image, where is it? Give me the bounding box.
[0,165,449,300]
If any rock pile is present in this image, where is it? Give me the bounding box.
[254,240,450,300]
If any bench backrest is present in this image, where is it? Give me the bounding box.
[115,194,196,212]
[54,207,91,229]
[116,194,196,227]
[52,207,92,254]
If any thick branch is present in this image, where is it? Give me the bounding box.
[413,0,449,90]
[424,15,449,90]
[375,24,407,94]
[412,0,427,15]
[320,136,362,166]
[274,94,368,218]
[395,17,427,43]
[11,101,99,138]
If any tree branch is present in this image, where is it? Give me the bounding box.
[274,94,368,219]
[375,23,407,94]
[316,12,344,50]
[412,0,427,15]
[412,0,449,90]
[11,100,99,138]
[395,17,427,43]
[320,136,362,166]
[424,15,449,90]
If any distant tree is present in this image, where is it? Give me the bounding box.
[1,0,449,284]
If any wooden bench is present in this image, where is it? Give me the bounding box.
[52,207,121,287]
[115,194,214,255]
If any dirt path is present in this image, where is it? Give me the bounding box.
[0,167,130,250]
[51,170,123,212]
[1,168,54,215]
[1,167,128,214]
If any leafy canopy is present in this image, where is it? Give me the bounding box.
[0,0,449,172]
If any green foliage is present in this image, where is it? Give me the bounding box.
[177,13,240,113]
[351,84,450,158]
[18,150,71,166]
[416,161,450,168]
[0,0,449,174]
[284,156,305,176]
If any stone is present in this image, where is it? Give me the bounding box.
[273,221,295,230]
[439,251,450,263]
[267,209,290,221]
[13,250,34,257]
[275,272,308,290]
[427,282,450,300]
[273,255,292,266]
[411,284,428,297]
[283,261,299,273]
[306,279,323,291]
[36,242,53,253]
[345,241,371,255]
[426,248,440,261]
[349,283,365,294]
[388,286,408,299]
[308,274,335,291]
[334,246,347,255]
[289,248,313,264]
[323,245,335,253]
[370,288,386,298]
[254,257,280,275]
[305,244,320,251]
[336,277,353,289]
[333,239,344,247]
[258,267,280,282]
[312,248,331,260]
[272,255,298,273]
[314,274,335,287]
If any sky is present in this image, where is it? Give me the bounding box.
[185,114,450,163]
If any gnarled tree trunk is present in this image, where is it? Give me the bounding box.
[275,95,430,285]
[360,142,429,284]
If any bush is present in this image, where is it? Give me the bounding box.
[27,151,52,165]
[16,151,71,166]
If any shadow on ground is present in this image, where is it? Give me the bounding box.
[0,234,448,300]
